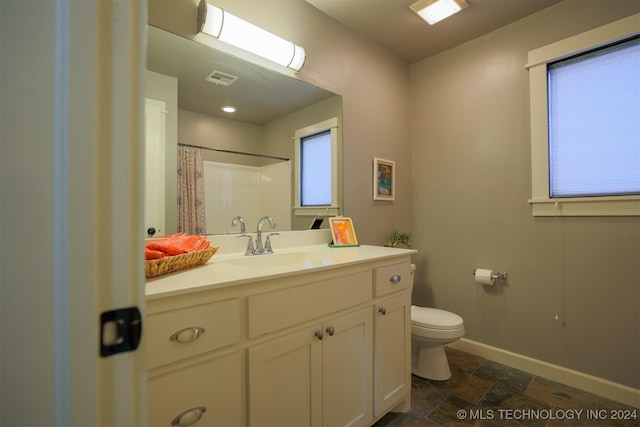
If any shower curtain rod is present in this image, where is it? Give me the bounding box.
[178,142,289,162]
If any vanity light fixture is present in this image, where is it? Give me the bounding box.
[197,0,306,71]
[410,0,469,25]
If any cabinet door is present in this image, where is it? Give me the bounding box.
[248,325,323,427]
[323,307,373,427]
[374,293,411,416]
[148,351,243,427]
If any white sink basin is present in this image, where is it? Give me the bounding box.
[221,251,336,269]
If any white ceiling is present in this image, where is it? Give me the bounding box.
[305,0,562,63]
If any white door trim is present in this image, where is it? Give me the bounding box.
[1,0,147,425]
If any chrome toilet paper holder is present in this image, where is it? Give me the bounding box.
[472,269,508,280]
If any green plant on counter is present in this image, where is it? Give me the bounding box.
[388,231,412,248]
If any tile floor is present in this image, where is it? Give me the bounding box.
[374,347,639,427]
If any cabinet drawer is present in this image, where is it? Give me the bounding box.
[148,352,243,427]
[248,270,372,338]
[147,299,240,369]
[374,262,412,297]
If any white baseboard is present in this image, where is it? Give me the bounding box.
[447,338,640,409]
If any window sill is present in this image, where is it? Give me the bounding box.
[528,196,640,216]
[293,206,340,217]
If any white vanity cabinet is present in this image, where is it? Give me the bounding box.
[247,268,373,426]
[373,262,413,417]
[248,307,372,427]
[145,245,414,427]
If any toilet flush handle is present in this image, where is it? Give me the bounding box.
[389,275,401,284]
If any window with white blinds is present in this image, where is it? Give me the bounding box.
[300,130,332,206]
[527,14,640,216]
[548,36,640,198]
[293,117,341,217]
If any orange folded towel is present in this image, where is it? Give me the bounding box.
[145,233,211,260]
[145,248,166,260]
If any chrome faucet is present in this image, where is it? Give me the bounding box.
[231,216,246,233]
[255,216,276,254]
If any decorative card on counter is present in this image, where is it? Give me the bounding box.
[328,217,359,247]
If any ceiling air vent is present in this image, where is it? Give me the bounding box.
[204,70,239,86]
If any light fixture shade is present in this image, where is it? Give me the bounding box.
[410,0,469,25]
[197,0,306,71]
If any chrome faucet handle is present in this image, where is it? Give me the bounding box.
[231,216,246,233]
[238,234,256,256]
[264,232,280,254]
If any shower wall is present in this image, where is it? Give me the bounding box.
[204,160,291,234]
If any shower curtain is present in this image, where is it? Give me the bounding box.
[177,145,206,235]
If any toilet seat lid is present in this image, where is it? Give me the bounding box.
[411,305,464,330]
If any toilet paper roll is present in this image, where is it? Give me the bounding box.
[474,268,494,286]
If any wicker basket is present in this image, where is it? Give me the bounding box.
[145,246,219,279]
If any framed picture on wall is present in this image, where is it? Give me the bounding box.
[328,217,359,246]
[373,158,395,201]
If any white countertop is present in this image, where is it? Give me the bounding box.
[145,230,416,300]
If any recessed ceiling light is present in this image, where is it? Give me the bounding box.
[410,0,469,25]
[221,106,237,113]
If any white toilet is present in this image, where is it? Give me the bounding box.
[410,266,465,381]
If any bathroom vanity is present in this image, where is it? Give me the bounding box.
[145,231,415,426]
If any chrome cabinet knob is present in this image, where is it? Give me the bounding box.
[326,326,335,336]
[379,307,387,315]
[314,330,324,340]
[389,275,401,283]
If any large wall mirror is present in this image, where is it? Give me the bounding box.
[145,24,343,236]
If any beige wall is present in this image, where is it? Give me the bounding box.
[410,1,640,388]
[178,109,263,165]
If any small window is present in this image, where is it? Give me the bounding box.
[547,36,640,198]
[294,117,341,216]
[527,13,640,216]
[300,130,332,206]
